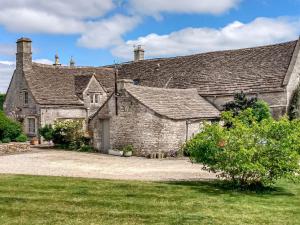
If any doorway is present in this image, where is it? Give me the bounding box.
[101,119,110,153]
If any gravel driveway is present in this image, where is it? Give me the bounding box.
[0,149,216,181]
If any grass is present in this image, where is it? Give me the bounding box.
[0,175,299,225]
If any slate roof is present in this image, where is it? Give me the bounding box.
[118,40,298,95]
[24,63,115,105]
[125,84,220,120]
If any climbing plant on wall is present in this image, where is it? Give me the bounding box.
[0,94,5,111]
[288,85,300,120]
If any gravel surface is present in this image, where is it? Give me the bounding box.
[0,148,216,181]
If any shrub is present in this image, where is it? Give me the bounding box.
[51,120,84,146]
[15,134,28,142]
[185,111,300,187]
[2,137,11,143]
[78,145,94,152]
[0,111,22,141]
[39,120,92,151]
[38,124,54,142]
[122,145,133,153]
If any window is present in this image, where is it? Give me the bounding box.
[28,118,36,134]
[24,91,29,105]
[95,94,100,103]
[90,94,94,103]
[90,93,100,104]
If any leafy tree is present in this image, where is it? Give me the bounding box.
[184,110,300,187]
[0,94,5,111]
[223,92,257,116]
[223,92,271,128]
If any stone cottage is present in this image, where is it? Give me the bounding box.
[4,37,300,155]
[89,79,220,156]
[4,38,115,138]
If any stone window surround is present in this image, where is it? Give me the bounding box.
[25,116,37,136]
[22,90,29,106]
[89,93,101,104]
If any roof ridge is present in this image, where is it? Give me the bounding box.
[32,62,114,70]
[117,40,298,65]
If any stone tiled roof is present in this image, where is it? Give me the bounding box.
[24,63,115,105]
[118,41,298,95]
[125,84,220,120]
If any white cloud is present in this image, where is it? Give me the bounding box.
[0,0,115,34]
[0,58,53,93]
[77,15,141,48]
[33,59,53,65]
[0,0,139,49]
[0,60,15,93]
[128,0,240,18]
[112,17,300,60]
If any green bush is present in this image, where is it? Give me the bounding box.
[0,111,22,141]
[39,120,92,151]
[185,110,300,187]
[38,124,54,142]
[122,145,133,153]
[223,92,271,128]
[2,138,11,143]
[15,134,28,142]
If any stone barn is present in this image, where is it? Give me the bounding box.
[89,79,220,156]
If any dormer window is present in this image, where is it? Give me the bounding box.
[24,91,29,105]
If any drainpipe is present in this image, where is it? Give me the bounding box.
[186,120,189,142]
[114,64,119,116]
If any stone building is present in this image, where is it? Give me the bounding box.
[4,37,300,154]
[89,79,220,156]
[4,38,114,138]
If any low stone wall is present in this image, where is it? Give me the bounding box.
[0,142,31,155]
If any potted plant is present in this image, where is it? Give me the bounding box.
[122,145,133,157]
[108,149,123,156]
[30,137,39,145]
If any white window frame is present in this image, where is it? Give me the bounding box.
[90,93,100,104]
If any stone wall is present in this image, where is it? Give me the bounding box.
[91,91,203,157]
[0,143,31,155]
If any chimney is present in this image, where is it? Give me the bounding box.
[69,56,75,67]
[134,45,144,62]
[117,79,133,92]
[53,53,61,66]
[16,37,32,71]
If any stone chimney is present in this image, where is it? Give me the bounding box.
[69,56,75,67]
[134,45,144,62]
[117,79,133,92]
[16,37,32,71]
[53,53,61,66]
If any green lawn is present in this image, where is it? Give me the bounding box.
[0,175,299,225]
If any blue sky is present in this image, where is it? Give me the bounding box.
[0,0,300,93]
